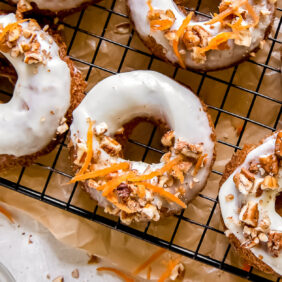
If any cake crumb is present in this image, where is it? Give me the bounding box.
[71,269,79,279]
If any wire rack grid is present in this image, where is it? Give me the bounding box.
[0,0,281,281]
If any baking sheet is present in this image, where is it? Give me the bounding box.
[0,0,281,281]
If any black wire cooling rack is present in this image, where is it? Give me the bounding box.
[0,0,281,281]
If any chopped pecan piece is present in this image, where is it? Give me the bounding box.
[275,132,282,159]
[249,160,259,173]
[239,201,259,227]
[267,232,282,257]
[259,215,271,231]
[259,154,279,175]
[183,25,209,49]
[241,167,255,181]
[175,140,202,159]
[24,52,43,64]
[101,136,122,156]
[233,172,253,195]
[261,175,279,190]
[94,122,108,136]
[161,130,175,147]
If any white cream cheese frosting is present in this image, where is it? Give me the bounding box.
[127,0,275,71]
[0,14,71,157]
[12,0,91,12]
[70,70,215,223]
[219,132,282,275]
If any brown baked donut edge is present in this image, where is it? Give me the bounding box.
[219,132,281,276]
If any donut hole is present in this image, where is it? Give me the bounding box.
[275,192,282,217]
[0,56,17,104]
[115,117,169,164]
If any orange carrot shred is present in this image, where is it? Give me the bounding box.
[137,182,187,209]
[158,257,181,282]
[192,153,207,176]
[244,1,259,27]
[77,120,94,175]
[100,172,136,196]
[128,156,182,182]
[0,20,28,44]
[0,205,14,223]
[97,267,134,282]
[172,12,193,68]
[146,0,154,12]
[204,0,247,25]
[69,162,130,183]
[133,248,166,275]
[150,19,174,31]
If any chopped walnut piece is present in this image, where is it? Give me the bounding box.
[71,269,79,279]
[24,52,43,64]
[115,183,131,201]
[148,9,175,22]
[52,277,64,282]
[261,175,279,190]
[259,154,279,175]
[239,201,259,227]
[177,161,192,173]
[183,25,209,49]
[249,161,259,173]
[241,167,255,181]
[101,136,122,156]
[142,204,160,221]
[267,232,282,257]
[175,140,202,159]
[259,215,271,231]
[275,132,282,159]
[8,26,21,42]
[161,130,175,147]
[95,122,108,136]
[258,232,268,243]
[233,172,253,195]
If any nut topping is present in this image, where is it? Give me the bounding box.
[275,132,282,159]
[100,136,122,156]
[239,201,259,227]
[175,139,202,159]
[260,175,279,190]
[259,154,279,175]
[183,25,210,49]
[161,130,175,147]
[233,172,253,195]
[267,232,282,257]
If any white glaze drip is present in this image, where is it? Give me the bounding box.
[127,0,274,70]
[219,133,282,275]
[70,70,215,212]
[0,14,71,157]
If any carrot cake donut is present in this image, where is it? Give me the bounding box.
[10,0,100,17]
[127,0,276,71]
[219,131,282,275]
[69,70,216,224]
[0,13,85,171]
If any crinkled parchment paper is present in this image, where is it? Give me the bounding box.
[0,0,281,281]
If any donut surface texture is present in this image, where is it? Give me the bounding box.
[219,131,282,275]
[11,0,98,16]
[0,13,85,171]
[127,0,275,71]
[69,70,215,225]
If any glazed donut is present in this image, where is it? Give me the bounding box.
[11,0,98,16]
[69,70,215,225]
[0,13,85,171]
[127,0,275,71]
[219,131,282,275]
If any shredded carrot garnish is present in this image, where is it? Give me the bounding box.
[128,156,182,182]
[158,257,181,282]
[77,120,94,175]
[0,20,27,44]
[97,267,134,282]
[197,32,235,54]
[172,12,194,68]
[107,194,134,214]
[133,248,166,275]
[138,182,187,209]
[150,19,174,31]
[99,172,136,196]
[0,205,14,223]
[69,162,130,183]
[205,0,247,25]
[146,0,154,12]
[192,153,207,176]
